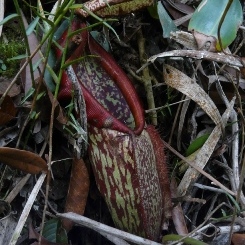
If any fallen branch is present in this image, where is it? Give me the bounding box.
[137,50,244,73]
[57,212,162,245]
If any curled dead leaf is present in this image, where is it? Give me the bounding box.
[0,147,47,174]
[36,83,68,127]
[177,98,234,196]
[193,31,217,51]
[62,158,89,232]
[163,64,224,132]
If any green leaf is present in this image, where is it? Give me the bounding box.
[0,13,19,26]
[7,54,27,61]
[20,87,35,105]
[56,224,68,244]
[44,50,57,91]
[53,20,69,42]
[0,63,6,71]
[163,234,208,245]
[186,133,210,156]
[90,31,110,52]
[26,16,40,36]
[188,0,243,51]
[157,1,178,38]
[43,218,68,243]
[147,4,159,19]
[61,55,98,69]
[68,3,83,9]
[36,91,46,101]
[43,218,59,242]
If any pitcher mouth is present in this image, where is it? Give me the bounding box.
[55,19,145,135]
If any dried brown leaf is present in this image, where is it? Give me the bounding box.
[177,98,234,196]
[163,64,224,131]
[232,233,245,245]
[193,31,217,51]
[0,78,20,97]
[170,31,197,49]
[0,96,17,126]
[148,50,243,67]
[20,11,43,94]
[62,158,89,232]
[0,147,47,174]
[202,73,245,104]
[36,83,68,126]
[0,200,17,244]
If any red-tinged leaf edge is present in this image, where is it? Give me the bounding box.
[146,125,172,220]
[0,147,47,174]
[56,19,145,135]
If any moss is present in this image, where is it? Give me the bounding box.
[0,15,25,77]
[0,40,26,77]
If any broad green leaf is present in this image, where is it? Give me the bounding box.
[157,1,177,38]
[43,218,59,242]
[186,133,210,156]
[188,0,243,51]
[43,218,67,243]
